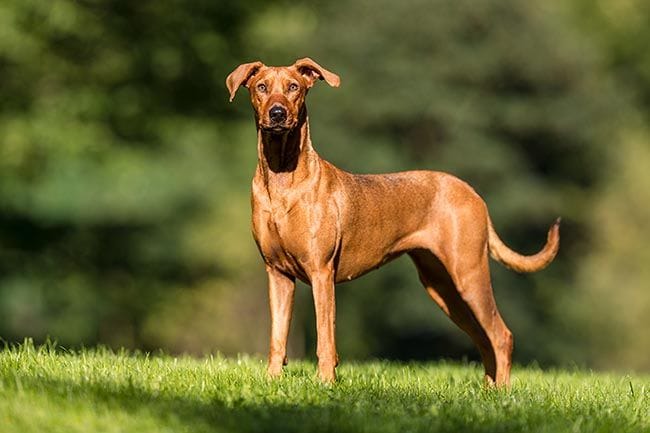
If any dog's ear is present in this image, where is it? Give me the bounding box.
[293,57,340,89]
[226,61,265,102]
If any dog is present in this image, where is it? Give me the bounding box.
[226,58,560,386]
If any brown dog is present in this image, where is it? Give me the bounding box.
[226,58,560,386]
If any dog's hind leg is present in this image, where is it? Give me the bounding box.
[409,249,513,386]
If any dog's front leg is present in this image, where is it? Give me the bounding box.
[267,266,296,378]
[312,270,338,382]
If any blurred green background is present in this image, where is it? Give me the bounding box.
[1,0,649,371]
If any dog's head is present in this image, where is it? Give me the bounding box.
[226,58,340,134]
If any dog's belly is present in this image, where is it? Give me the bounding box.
[334,249,405,283]
[333,228,427,283]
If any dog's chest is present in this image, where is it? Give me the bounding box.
[251,187,338,279]
[252,190,303,256]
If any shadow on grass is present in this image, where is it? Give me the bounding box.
[8,368,635,433]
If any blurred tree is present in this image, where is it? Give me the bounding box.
[569,131,650,371]
[572,0,650,121]
[564,0,650,370]
[0,0,268,351]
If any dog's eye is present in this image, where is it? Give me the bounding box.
[256,83,267,93]
[288,83,299,92]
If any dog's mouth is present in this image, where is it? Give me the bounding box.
[262,125,291,134]
[259,120,297,134]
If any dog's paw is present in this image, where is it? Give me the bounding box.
[267,363,284,378]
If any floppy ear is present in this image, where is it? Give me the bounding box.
[225,61,264,102]
[293,57,340,89]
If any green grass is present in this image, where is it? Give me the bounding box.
[1,342,648,433]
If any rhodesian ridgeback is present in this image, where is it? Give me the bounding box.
[226,58,560,386]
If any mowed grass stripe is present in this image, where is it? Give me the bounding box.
[1,342,648,433]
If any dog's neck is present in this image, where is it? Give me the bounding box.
[255,106,319,193]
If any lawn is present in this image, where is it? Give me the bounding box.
[1,341,648,433]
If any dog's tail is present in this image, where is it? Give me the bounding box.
[487,216,561,273]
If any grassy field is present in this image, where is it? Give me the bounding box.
[1,342,648,433]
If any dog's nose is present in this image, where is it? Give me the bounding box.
[269,106,287,123]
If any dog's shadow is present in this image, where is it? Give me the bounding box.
[9,365,584,433]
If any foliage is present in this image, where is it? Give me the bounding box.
[564,0,650,371]
[569,131,650,371]
[0,0,265,351]
[572,0,650,119]
[1,342,649,433]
